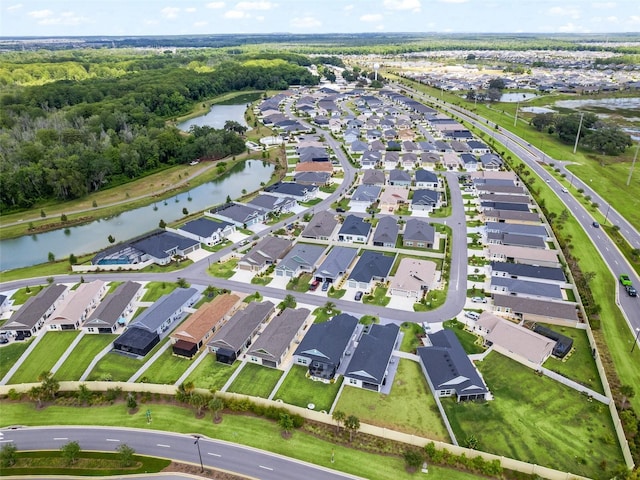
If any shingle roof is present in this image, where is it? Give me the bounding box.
[339,215,372,238]
[265,182,316,198]
[248,308,310,363]
[403,218,435,243]
[2,284,67,331]
[346,323,399,385]
[207,301,275,352]
[415,169,438,183]
[491,277,563,299]
[412,189,440,206]
[349,250,394,283]
[84,281,142,328]
[294,313,359,365]
[277,244,326,273]
[493,295,579,321]
[240,236,292,268]
[491,262,566,282]
[362,170,386,185]
[351,185,381,203]
[389,169,411,183]
[50,280,106,325]
[486,222,548,237]
[373,216,399,245]
[301,211,338,239]
[212,203,263,224]
[179,218,234,238]
[489,232,546,249]
[130,288,198,332]
[171,293,241,345]
[316,246,358,278]
[132,231,199,260]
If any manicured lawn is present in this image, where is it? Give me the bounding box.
[186,354,239,391]
[207,258,238,279]
[10,331,79,384]
[0,402,478,480]
[250,275,272,286]
[227,363,283,398]
[274,365,341,412]
[0,254,95,283]
[87,338,170,382]
[443,352,625,479]
[443,320,485,355]
[286,273,313,292]
[136,347,193,385]
[312,307,341,323]
[335,359,450,441]
[10,285,46,305]
[54,335,117,380]
[0,339,32,380]
[362,287,390,307]
[399,322,423,353]
[542,325,604,395]
[141,281,178,302]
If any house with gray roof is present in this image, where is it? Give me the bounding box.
[361,151,382,169]
[350,185,381,209]
[264,182,318,202]
[417,330,490,402]
[487,232,546,249]
[301,211,338,240]
[337,215,372,244]
[247,308,312,369]
[349,140,369,154]
[175,217,235,247]
[207,301,275,364]
[411,189,441,212]
[238,236,293,272]
[314,247,358,285]
[347,250,395,290]
[490,276,563,300]
[384,151,399,169]
[490,262,566,285]
[460,153,479,172]
[479,194,530,205]
[1,284,68,338]
[486,222,547,239]
[480,201,530,213]
[450,140,471,153]
[298,146,329,163]
[467,140,491,154]
[345,323,399,392]
[388,169,412,186]
[403,218,436,249]
[247,194,297,216]
[370,139,386,152]
[492,294,579,325]
[275,244,326,278]
[480,153,503,171]
[294,171,331,186]
[83,281,142,334]
[414,169,439,189]
[362,169,386,186]
[401,153,418,169]
[208,202,265,227]
[483,209,540,225]
[293,313,359,381]
[373,216,399,247]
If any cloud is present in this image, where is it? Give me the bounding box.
[206,2,225,8]
[224,10,246,18]
[7,3,22,11]
[438,0,468,3]
[548,6,581,19]
[361,13,383,22]
[161,7,180,19]
[194,20,208,27]
[28,9,52,19]
[290,16,322,29]
[557,22,589,32]
[235,1,276,10]
[344,4,354,11]
[185,7,197,13]
[591,2,616,8]
[144,19,159,25]
[383,0,421,11]
[37,11,90,26]
[375,24,385,30]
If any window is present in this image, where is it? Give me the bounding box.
[349,378,357,385]
[297,357,308,365]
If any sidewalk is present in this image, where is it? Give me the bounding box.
[50,331,86,375]
[0,332,47,385]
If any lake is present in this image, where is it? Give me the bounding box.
[555,97,640,110]
[500,93,538,103]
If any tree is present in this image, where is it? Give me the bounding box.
[117,444,136,467]
[344,415,360,442]
[620,385,635,410]
[209,396,224,423]
[69,253,78,265]
[107,235,115,244]
[531,112,555,132]
[488,78,505,90]
[403,449,423,472]
[0,443,17,467]
[61,441,81,465]
[581,125,633,155]
[279,413,295,438]
[332,410,346,434]
[279,294,296,310]
[486,88,502,102]
[176,277,189,288]
[61,213,68,222]
[177,381,195,402]
[126,393,137,412]
[29,386,45,408]
[190,392,208,417]
[324,301,336,315]
[38,371,59,401]
[182,207,189,215]
[77,384,91,405]
[159,219,166,229]
[48,252,55,262]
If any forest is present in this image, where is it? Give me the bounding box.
[0,52,320,212]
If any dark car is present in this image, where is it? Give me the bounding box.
[626,285,638,297]
[354,291,363,301]
[336,207,346,213]
[309,279,320,291]
[592,222,600,228]
[322,281,330,291]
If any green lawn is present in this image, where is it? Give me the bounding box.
[227,363,283,398]
[274,365,341,412]
[136,347,193,385]
[312,306,342,323]
[0,402,479,480]
[335,359,450,442]
[286,273,313,292]
[86,338,171,382]
[10,286,46,305]
[443,352,625,479]
[207,258,238,279]
[542,325,604,395]
[443,320,486,355]
[0,339,32,380]
[141,282,178,302]
[186,354,239,390]
[9,332,80,384]
[399,322,423,353]
[362,286,390,307]
[54,335,117,380]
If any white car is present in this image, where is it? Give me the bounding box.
[471,297,487,303]
[464,311,481,321]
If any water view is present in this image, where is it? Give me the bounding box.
[500,92,538,102]
[178,104,249,131]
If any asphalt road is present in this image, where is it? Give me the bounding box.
[0,426,363,480]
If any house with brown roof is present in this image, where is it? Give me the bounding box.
[487,244,561,268]
[48,280,107,331]
[389,258,437,299]
[171,293,242,358]
[238,236,293,272]
[294,161,333,173]
[378,186,409,212]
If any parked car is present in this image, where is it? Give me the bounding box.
[471,296,487,303]
[620,274,632,286]
[309,279,320,291]
[626,285,638,297]
[464,311,481,321]
[592,222,600,228]
[354,291,363,301]
[0,335,8,344]
[321,281,330,292]
[336,207,346,213]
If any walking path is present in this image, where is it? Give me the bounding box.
[0,331,47,385]
[539,366,610,404]
[50,331,86,375]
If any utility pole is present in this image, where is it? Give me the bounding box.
[513,101,519,127]
[573,112,584,154]
[627,142,639,187]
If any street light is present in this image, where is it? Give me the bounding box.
[193,435,204,473]
[631,327,640,354]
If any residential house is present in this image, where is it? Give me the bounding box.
[83,281,142,334]
[171,293,242,358]
[1,284,67,338]
[347,250,395,290]
[384,151,400,169]
[345,323,399,392]
[247,308,312,369]
[403,219,436,249]
[362,169,386,186]
[48,280,107,331]
[486,232,546,249]
[247,194,297,216]
[479,194,530,206]
[420,153,440,169]
[487,244,561,268]
[442,152,461,170]
[388,169,412,187]
[349,140,369,154]
[490,276,563,300]
[350,185,382,209]
[450,140,471,153]
[337,215,372,244]
[378,186,409,212]
[372,216,399,247]
[417,330,490,402]
[480,153,503,171]
[238,236,293,272]
[294,161,333,174]
[208,203,265,227]
[389,258,437,299]
[467,140,491,154]
[460,153,479,172]
[275,244,326,278]
[293,313,359,381]
[414,169,439,189]
[174,217,236,247]
[411,189,440,212]
[294,171,331,187]
[301,211,338,241]
[401,153,418,169]
[480,201,530,213]
[483,209,540,225]
[314,247,358,285]
[492,295,579,325]
[360,151,382,169]
[490,262,567,286]
[532,325,574,359]
[264,182,318,203]
[207,301,275,364]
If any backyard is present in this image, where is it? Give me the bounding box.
[54,334,117,380]
[136,347,193,385]
[141,282,178,302]
[186,355,239,391]
[442,352,625,479]
[226,363,283,398]
[443,319,485,355]
[399,322,423,353]
[335,359,450,441]
[274,365,341,412]
[10,331,79,384]
[0,340,32,380]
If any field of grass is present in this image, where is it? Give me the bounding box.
[274,365,341,412]
[362,287,390,307]
[207,258,238,279]
[0,340,32,380]
[0,401,479,480]
[335,359,449,441]
[136,347,193,385]
[399,322,423,353]
[186,355,239,391]
[10,286,47,305]
[9,332,79,384]
[443,352,625,479]
[227,363,283,398]
[141,282,178,302]
[54,335,117,380]
[443,320,485,355]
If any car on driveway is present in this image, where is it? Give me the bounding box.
[471,296,487,303]
[626,285,638,297]
[321,281,330,292]
[620,274,632,287]
[336,207,346,213]
[592,222,600,228]
[354,291,363,301]
[309,279,320,291]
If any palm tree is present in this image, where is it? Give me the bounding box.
[190,393,208,417]
[38,371,59,401]
[332,410,346,435]
[278,413,295,438]
[344,415,360,442]
[324,301,336,315]
[279,294,296,311]
[209,397,225,423]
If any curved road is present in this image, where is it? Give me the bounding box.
[0,426,362,480]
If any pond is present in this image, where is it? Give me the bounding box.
[0,160,274,272]
[500,93,538,103]
[555,97,640,110]
[177,93,262,132]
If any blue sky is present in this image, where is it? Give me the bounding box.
[2,0,639,37]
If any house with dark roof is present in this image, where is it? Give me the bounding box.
[48,280,107,331]
[372,216,399,247]
[486,222,547,239]
[208,203,265,227]
[337,215,372,244]
[1,284,68,338]
[0,294,9,315]
[388,169,412,187]
[293,313,359,381]
[487,232,546,249]
[460,153,479,172]
[417,330,490,402]
[175,217,236,247]
[294,171,331,186]
[264,182,318,202]
[314,246,358,285]
[414,169,439,189]
[301,211,338,240]
[492,294,579,325]
[275,244,326,278]
[480,153,503,171]
[171,293,242,358]
[401,153,418,169]
[207,301,275,364]
[113,288,199,357]
[384,151,399,169]
[347,250,395,290]
[403,219,436,249]
[350,185,381,209]
[360,151,382,169]
[480,201,530,213]
[247,194,297,216]
[490,276,563,300]
[298,146,329,163]
[247,308,312,369]
[467,140,491,154]
[345,323,399,392]
[362,169,386,186]
[238,236,293,272]
[450,140,471,153]
[490,262,566,285]
[349,140,369,154]
[83,281,142,334]
[479,194,530,205]
[411,189,441,212]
